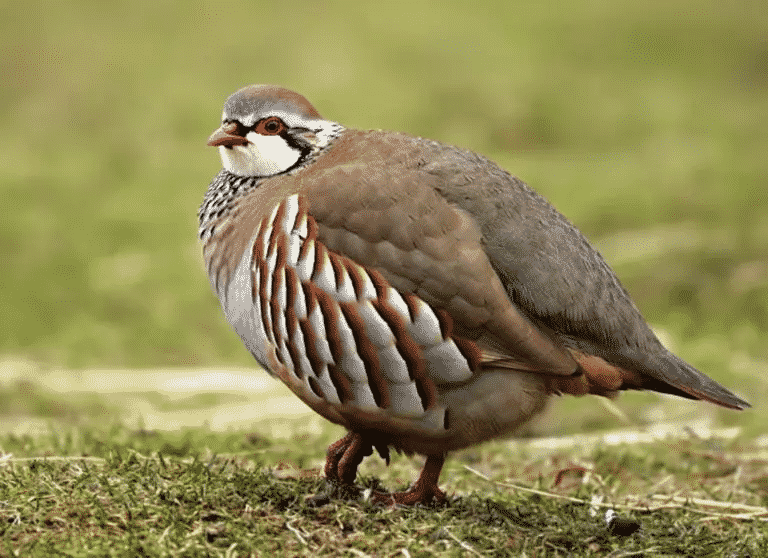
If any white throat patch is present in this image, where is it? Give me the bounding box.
[219,132,301,177]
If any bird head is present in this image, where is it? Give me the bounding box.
[207,84,342,177]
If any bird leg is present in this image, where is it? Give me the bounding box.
[307,432,372,504]
[321,432,445,506]
[324,431,373,484]
[370,453,447,506]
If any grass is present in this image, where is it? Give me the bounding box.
[1,419,767,556]
[1,0,767,555]
[1,370,767,556]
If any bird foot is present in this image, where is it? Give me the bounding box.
[318,432,448,507]
[324,431,373,485]
[369,453,448,506]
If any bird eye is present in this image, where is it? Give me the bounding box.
[256,117,285,135]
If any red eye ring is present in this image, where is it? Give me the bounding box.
[255,117,286,135]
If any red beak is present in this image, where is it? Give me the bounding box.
[207,122,249,147]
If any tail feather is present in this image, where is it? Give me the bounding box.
[560,349,750,410]
[655,352,750,410]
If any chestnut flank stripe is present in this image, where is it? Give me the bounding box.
[298,317,325,380]
[370,297,436,410]
[266,198,287,256]
[310,286,354,403]
[345,260,365,300]
[453,336,482,371]
[269,239,288,344]
[339,301,389,409]
[402,293,420,323]
[329,251,345,290]
[307,375,323,399]
[435,308,453,340]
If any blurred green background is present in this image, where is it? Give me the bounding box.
[1,1,765,417]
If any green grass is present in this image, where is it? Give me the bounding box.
[1,419,767,556]
[1,369,767,556]
[2,0,768,555]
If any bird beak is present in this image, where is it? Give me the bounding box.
[207,122,249,147]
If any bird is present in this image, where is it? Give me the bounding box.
[199,84,749,506]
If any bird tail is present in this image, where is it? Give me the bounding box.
[552,349,750,411]
[655,352,750,410]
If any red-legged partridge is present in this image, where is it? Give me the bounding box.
[199,85,749,505]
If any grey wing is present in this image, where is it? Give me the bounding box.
[421,145,651,352]
[426,145,749,409]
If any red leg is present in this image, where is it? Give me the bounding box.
[324,431,372,484]
[324,432,355,482]
[371,454,447,506]
[336,433,373,484]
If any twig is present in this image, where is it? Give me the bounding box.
[3,456,107,464]
[463,465,768,521]
[606,549,660,558]
[506,422,740,453]
[465,466,612,506]
[285,518,308,546]
[443,528,484,557]
[647,494,766,512]
[700,513,768,522]
[157,525,172,545]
